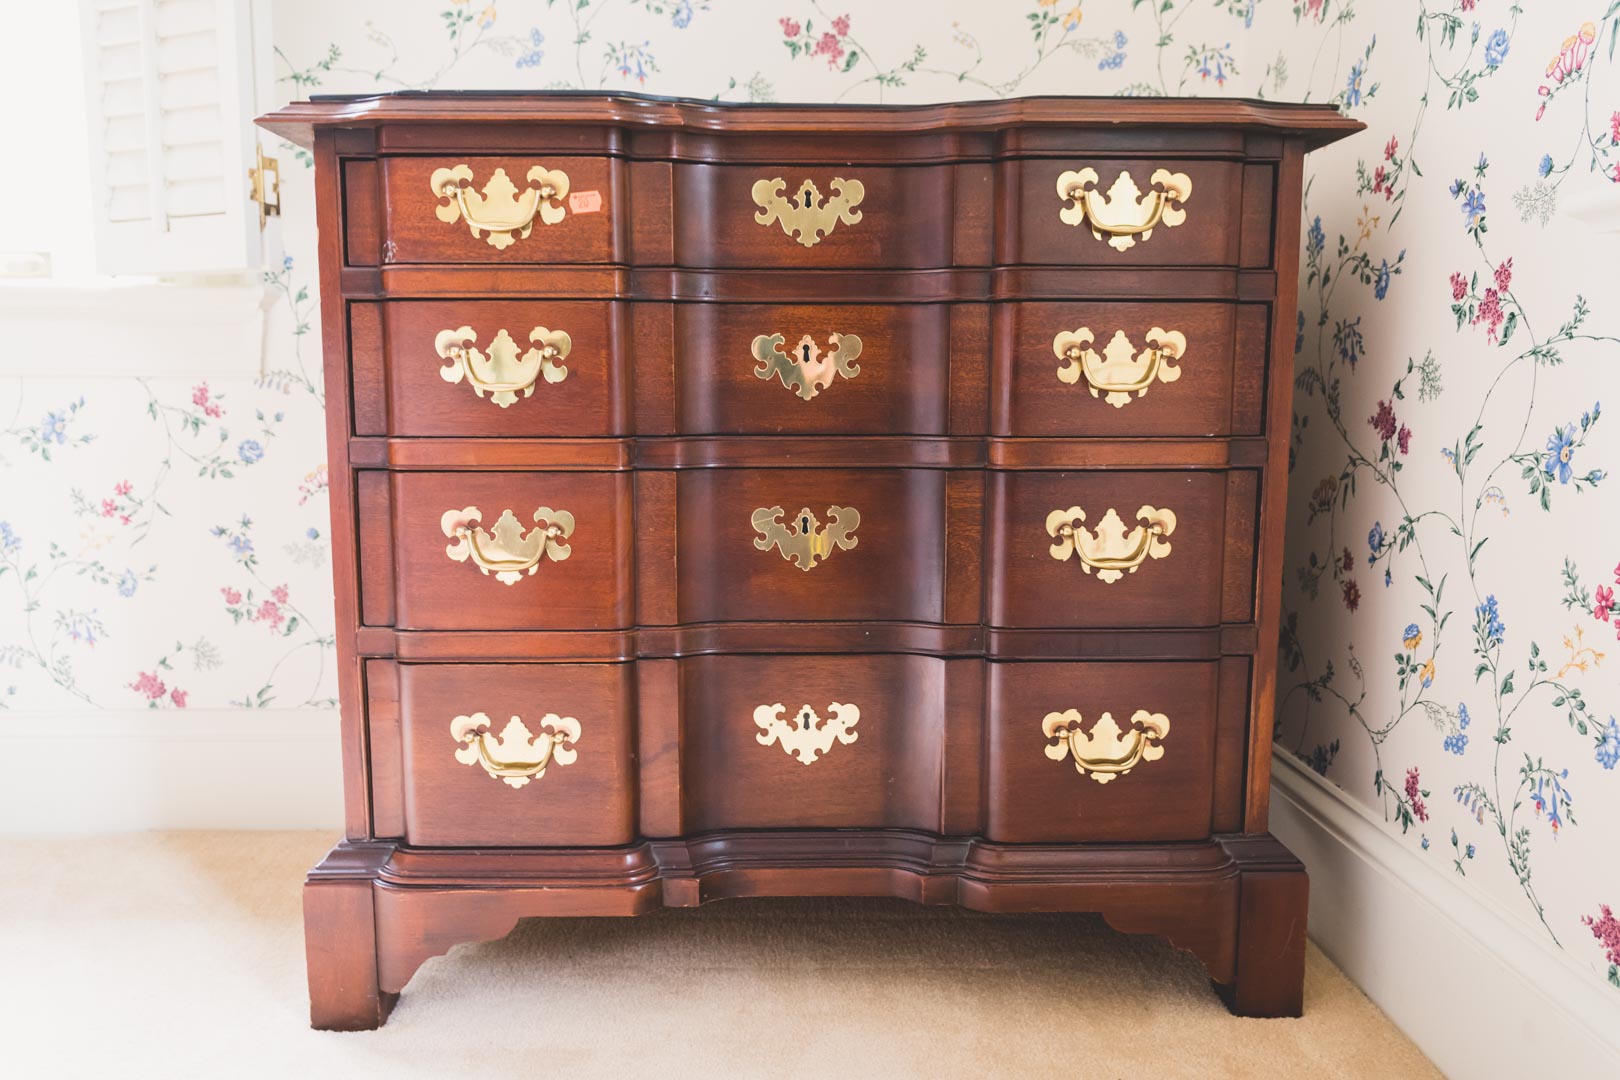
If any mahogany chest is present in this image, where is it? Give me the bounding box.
[258,92,1360,1030]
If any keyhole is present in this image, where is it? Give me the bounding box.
[800,515,810,533]
[801,343,812,364]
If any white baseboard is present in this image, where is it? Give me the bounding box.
[0,709,344,832]
[1271,751,1620,1080]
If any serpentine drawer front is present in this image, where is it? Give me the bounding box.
[261,91,1361,1031]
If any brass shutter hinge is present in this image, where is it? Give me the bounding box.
[249,145,281,228]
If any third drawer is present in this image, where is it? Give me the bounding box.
[358,467,1258,630]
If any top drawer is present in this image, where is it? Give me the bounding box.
[999,158,1245,266]
[365,156,618,265]
[350,155,1260,269]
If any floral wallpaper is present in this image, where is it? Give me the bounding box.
[3,0,1615,990]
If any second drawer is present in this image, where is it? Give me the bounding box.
[350,299,1269,438]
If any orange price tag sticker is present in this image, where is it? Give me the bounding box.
[569,190,603,214]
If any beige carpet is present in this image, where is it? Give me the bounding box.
[0,832,1439,1080]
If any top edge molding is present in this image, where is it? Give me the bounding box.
[258,91,1364,151]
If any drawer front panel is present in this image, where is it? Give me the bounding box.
[997,302,1267,437]
[378,156,616,264]
[397,662,635,846]
[675,164,955,269]
[673,303,951,435]
[675,468,946,623]
[383,471,633,630]
[356,300,622,437]
[985,661,1219,842]
[987,470,1233,628]
[1003,159,1242,266]
[681,654,945,832]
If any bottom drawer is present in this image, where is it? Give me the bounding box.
[369,655,1243,846]
[986,660,1221,843]
[394,662,636,847]
[680,654,946,832]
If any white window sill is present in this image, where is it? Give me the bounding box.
[0,277,271,379]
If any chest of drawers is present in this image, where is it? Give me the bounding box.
[258,92,1360,1031]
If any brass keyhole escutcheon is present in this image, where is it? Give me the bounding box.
[751,332,862,402]
[751,176,865,248]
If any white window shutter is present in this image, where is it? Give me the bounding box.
[79,0,267,275]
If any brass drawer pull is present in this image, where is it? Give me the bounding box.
[1046,504,1176,583]
[1042,709,1169,784]
[1056,168,1192,251]
[752,177,865,248]
[431,163,571,249]
[1054,327,1185,408]
[755,702,860,765]
[437,325,570,408]
[442,505,575,585]
[752,332,862,400]
[752,505,860,571]
[452,712,580,789]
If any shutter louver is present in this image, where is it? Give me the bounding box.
[81,0,262,274]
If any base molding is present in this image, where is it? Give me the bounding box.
[1271,751,1620,1079]
[303,831,1307,1029]
[0,709,343,832]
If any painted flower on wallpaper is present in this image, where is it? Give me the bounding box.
[1597,718,1620,771]
[1098,30,1127,70]
[1373,258,1394,299]
[1191,43,1236,86]
[781,11,856,71]
[1345,59,1365,105]
[1445,704,1471,756]
[55,611,104,648]
[1368,400,1398,442]
[9,397,94,461]
[1450,259,1519,344]
[192,383,224,420]
[1536,23,1597,120]
[1307,214,1325,255]
[1483,28,1509,69]
[1403,622,1422,651]
[1511,404,1606,510]
[515,27,544,68]
[1545,427,1578,484]
[0,521,20,555]
[297,465,330,507]
[1404,766,1430,827]
[1584,904,1620,987]
[1529,768,1573,836]
[1475,594,1507,652]
[128,670,188,709]
[221,584,296,635]
[610,41,657,83]
[1593,562,1620,645]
